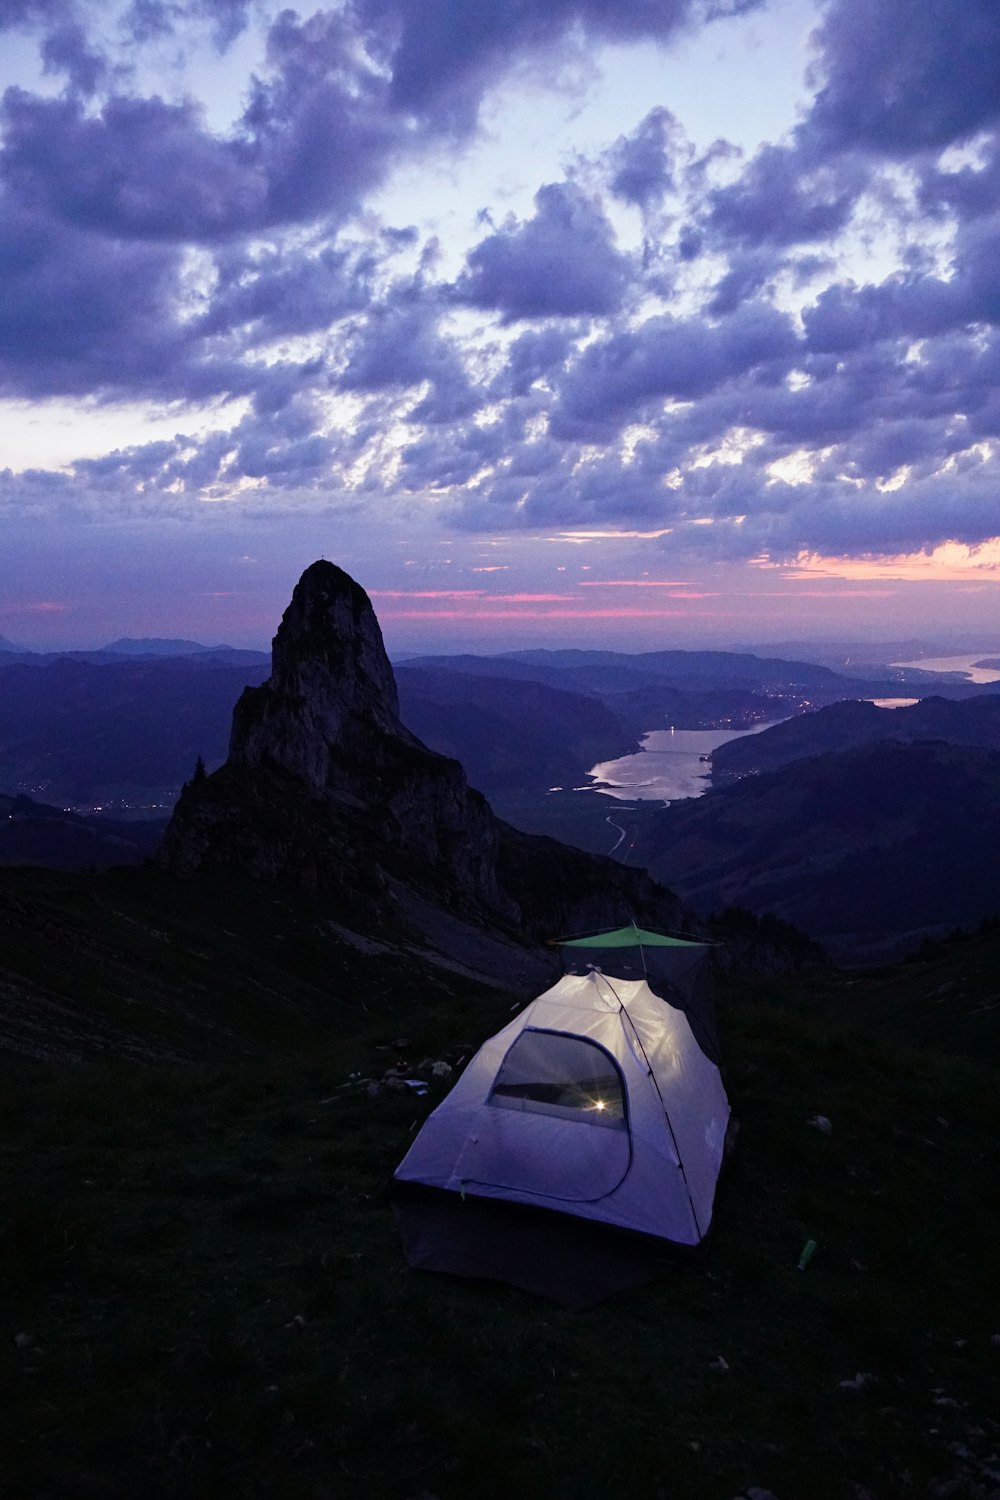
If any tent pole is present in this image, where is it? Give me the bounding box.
[631,917,649,979]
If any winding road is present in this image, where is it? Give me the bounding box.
[605,812,629,855]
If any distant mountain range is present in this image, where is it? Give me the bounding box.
[0,636,270,667]
[717,637,1000,670]
[0,639,893,816]
[405,646,999,715]
[6,634,984,821]
[101,637,245,655]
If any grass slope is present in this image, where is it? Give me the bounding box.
[2,977,997,1500]
[0,867,529,1064]
[784,923,1000,1062]
[643,739,1000,962]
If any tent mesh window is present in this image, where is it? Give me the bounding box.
[488,1029,626,1130]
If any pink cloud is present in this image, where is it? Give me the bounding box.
[756,588,898,598]
[369,589,487,600]
[370,589,582,603]
[377,606,715,620]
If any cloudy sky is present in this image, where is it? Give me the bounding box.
[2,0,1000,651]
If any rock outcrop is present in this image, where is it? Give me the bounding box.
[158,561,684,955]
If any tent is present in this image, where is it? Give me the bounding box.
[393,926,731,1305]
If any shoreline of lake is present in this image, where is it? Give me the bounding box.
[891,653,1000,684]
[588,721,780,805]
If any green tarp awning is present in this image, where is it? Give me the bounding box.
[554,925,705,950]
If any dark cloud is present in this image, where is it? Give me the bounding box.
[452,432,697,531]
[1,9,403,246]
[919,137,1000,222]
[718,456,1000,558]
[337,286,479,422]
[40,22,108,94]
[841,417,964,480]
[399,419,516,491]
[805,0,1000,157]
[0,0,75,29]
[802,214,1000,357]
[195,0,253,49]
[606,108,681,209]
[199,241,372,343]
[353,0,763,128]
[445,399,1000,557]
[122,0,251,49]
[551,303,799,437]
[230,408,334,487]
[457,182,632,321]
[802,279,952,356]
[0,195,187,398]
[121,0,178,43]
[0,189,335,403]
[51,393,341,507]
[246,8,403,225]
[491,326,574,399]
[1,89,268,241]
[706,143,862,247]
[706,249,775,315]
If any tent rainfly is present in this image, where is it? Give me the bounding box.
[393,925,731,1305]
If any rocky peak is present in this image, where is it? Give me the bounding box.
[229,559,412,794]
[158,560,685,955]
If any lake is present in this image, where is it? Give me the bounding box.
[891,653,1000,684]
[588,722,779,805]
[585,651,1000,807]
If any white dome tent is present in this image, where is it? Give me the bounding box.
[393,925,732,1306]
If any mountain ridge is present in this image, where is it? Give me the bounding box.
[158,560,687,960]
[712,692,1000,782]
[641,737,1000,965]
[102,636,246,655]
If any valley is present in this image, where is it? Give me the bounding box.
[5,620,1000,965]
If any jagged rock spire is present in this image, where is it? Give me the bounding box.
[268,560,400,729]
[229,559,415,794]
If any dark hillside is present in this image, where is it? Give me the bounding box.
[0,864,550,1064]
[787,922,1000,1061]
[395,666,636,797]
[641,739,1000,962]
[712,692,1000,782]
[502,646,856,689]
[0,793,164,869]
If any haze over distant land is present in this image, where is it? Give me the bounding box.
[2,1,1000,650]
